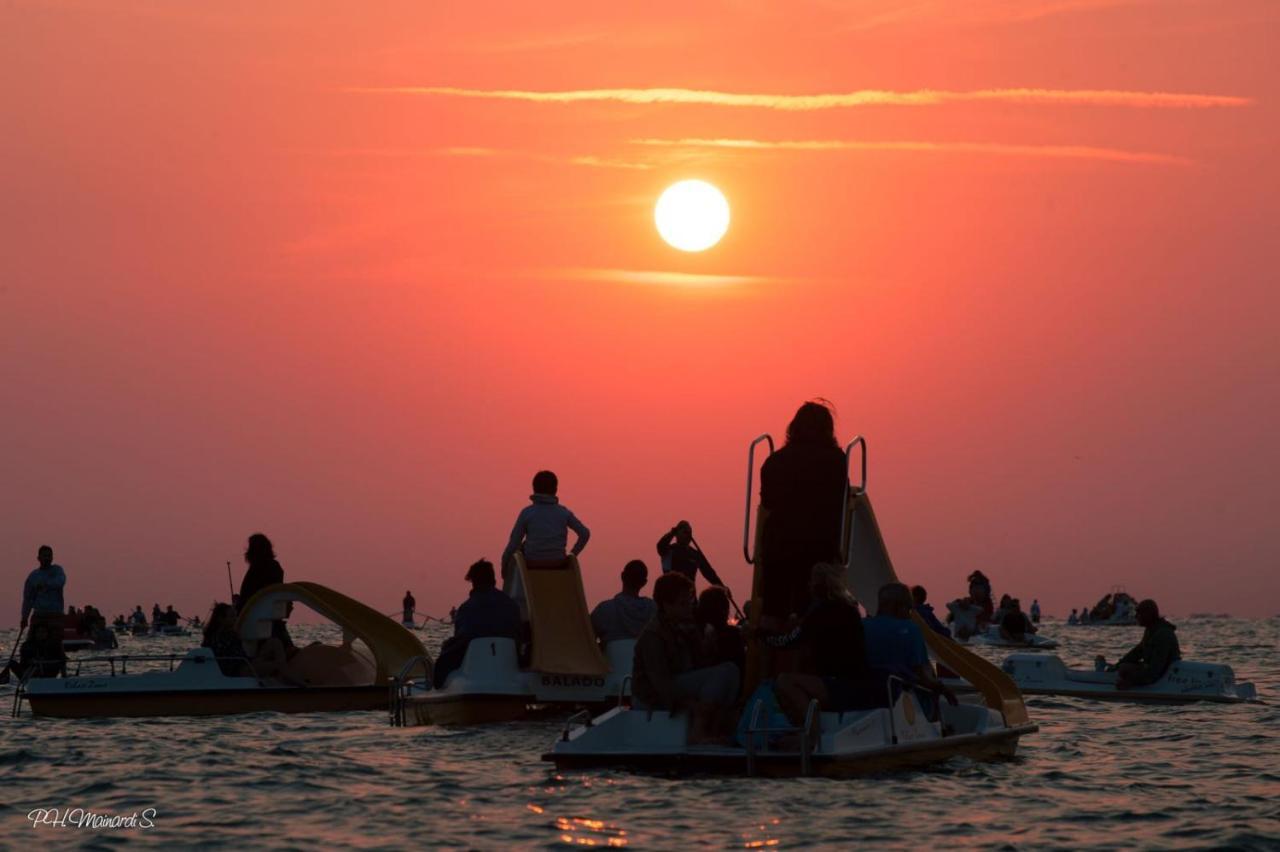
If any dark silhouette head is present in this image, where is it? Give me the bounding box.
[877,582,914,619]
[1136,599,1160,627]
[785,400,838,448]
[810,562,856,606]
[245,533,275,565]
[532,470,558,496]
[620,560,648,594]
[37,545,53,568]
[696,586,731,627]
[653,572,695,618]
[674,521,693,546]
[465,559,496,590]
[911,585,928,606]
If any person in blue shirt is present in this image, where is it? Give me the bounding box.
[500,470,590,615]
[911,585,952,638]
[433,559,521,688]
[863,583,957,708]
[21,545,67,632]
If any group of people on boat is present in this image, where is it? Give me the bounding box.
[943,570,1041,644]
[1069,591,1138,625]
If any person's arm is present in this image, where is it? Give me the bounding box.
[1132,633,1177,685]
[696,550,725,587]
[914,662,959,705]
[567,512,590,555]
[1115,641,1143,669]
[47,566,67,592]
[500,510,527,568]
[656,530,675,557]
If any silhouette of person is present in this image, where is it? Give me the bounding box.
[758,401,849,619]
[237,533,293,651]
[21,545,67,633]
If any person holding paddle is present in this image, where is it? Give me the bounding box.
[657,521,724,589]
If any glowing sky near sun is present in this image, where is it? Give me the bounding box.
[1,0,1277,621]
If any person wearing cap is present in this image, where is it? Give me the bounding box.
[432,559,521,688]
[1110,599,1181,689]
[590,560,657,645]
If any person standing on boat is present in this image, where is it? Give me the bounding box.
[1030,599,1041,623]
[499,470,591,616]
[402,590,416,626]
[130,605,147,626]
[433,559,521,688]
[758,401,849,620]
[657,521,724,589]
[590,560,656,645]
[237,533,294,651]
[1109,600,1181,690]
[20,545,67,634]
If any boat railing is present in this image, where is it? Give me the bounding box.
[561,709,594,741]
[838,435,867,560]
[615,675,632,708]
[742,434,775,564]
[743,697,820,777]
[388,655,432,727]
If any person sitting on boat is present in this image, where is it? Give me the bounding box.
[113,614,127,630]
[432,559,521,689]
[911,585,951,638]
[402,590,416,626]
[696,585,745,679]
[999,599,1037,644]
[632,573,739,744]
[1109,600,1181,690]
[758,400,849,621]
[1068,608,1079,625]
[17,621,67,679]
[590,559,656,645]
[770,562,878,723]
[1079,604,1091,624]
[946,571,994,640]
[202,603,252,677]
[164,605,181,626]
[20,545,67,634]
[500,470,591,619]
[864,583,958,711]
[238,533,294,652]
[1030,599,1041,623]
[657,521,725,589]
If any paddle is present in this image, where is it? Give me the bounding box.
[0,624,27,685]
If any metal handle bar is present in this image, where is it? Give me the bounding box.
[743,434,775,563]
[838,436,867,561]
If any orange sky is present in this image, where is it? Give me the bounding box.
[3,0,1278,622]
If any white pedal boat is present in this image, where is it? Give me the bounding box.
[392,637,634,726]
[17,582,427,719]
[982,654,1258,703]
[545,690,1036,777]
[958,626,1059,650]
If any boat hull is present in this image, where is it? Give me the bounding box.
[26,685,389,719]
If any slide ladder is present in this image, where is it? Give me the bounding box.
[517,553,610,676]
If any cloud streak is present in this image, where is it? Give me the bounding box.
[553,268,768,288]
[345,85,1251,110]
[631,137,1193,165]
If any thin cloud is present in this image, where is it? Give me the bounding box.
[345,85,1251,110]
[631,137,1193,166]
[554,268,768,288]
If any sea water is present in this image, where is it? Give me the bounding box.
[2,617,1276,849]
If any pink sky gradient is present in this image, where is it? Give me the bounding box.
[2,1,1277,624]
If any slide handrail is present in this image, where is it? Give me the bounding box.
[743,434,775,563]
[838,436,867,561]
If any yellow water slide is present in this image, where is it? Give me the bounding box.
[237,581,430,683]
[516,553,610,676]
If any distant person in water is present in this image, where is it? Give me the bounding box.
[1110,600,1181,690]
[864,583,957,711]
[695,585,745,679]
[1030,599,1041,623]
[20,545,67,633]
[772,563,877,723]
[632,573,739,744]
[1068,608,1079,625]
[237,533,293,651]
[433,559,521,688]
[131,605,147,625]
[758,400,849,619]
[402,591,416,625]
[911,585,951,638]
[500,470,590,616]
[1079,605,1091,624]
[165,605,181,626]
[590,560,656,645]
[657,521,724,588]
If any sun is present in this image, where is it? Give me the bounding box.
[654,180,730,252]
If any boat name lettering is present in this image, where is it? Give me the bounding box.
[63,679,111,690]
[540,675,606,688]
[28,808,157,830]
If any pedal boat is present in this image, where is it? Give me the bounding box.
[957,626,1059,650]
[17,582,427,719]
[546,688,1036,777]
[390,554,633,726]
[992,653,1259,703]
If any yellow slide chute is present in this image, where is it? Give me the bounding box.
[237,582,430,683]
[517,553,610,676]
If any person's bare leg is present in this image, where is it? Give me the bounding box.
[776,673,826,725]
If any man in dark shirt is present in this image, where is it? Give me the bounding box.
[657,521,724,587]
[433,560,521,688]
